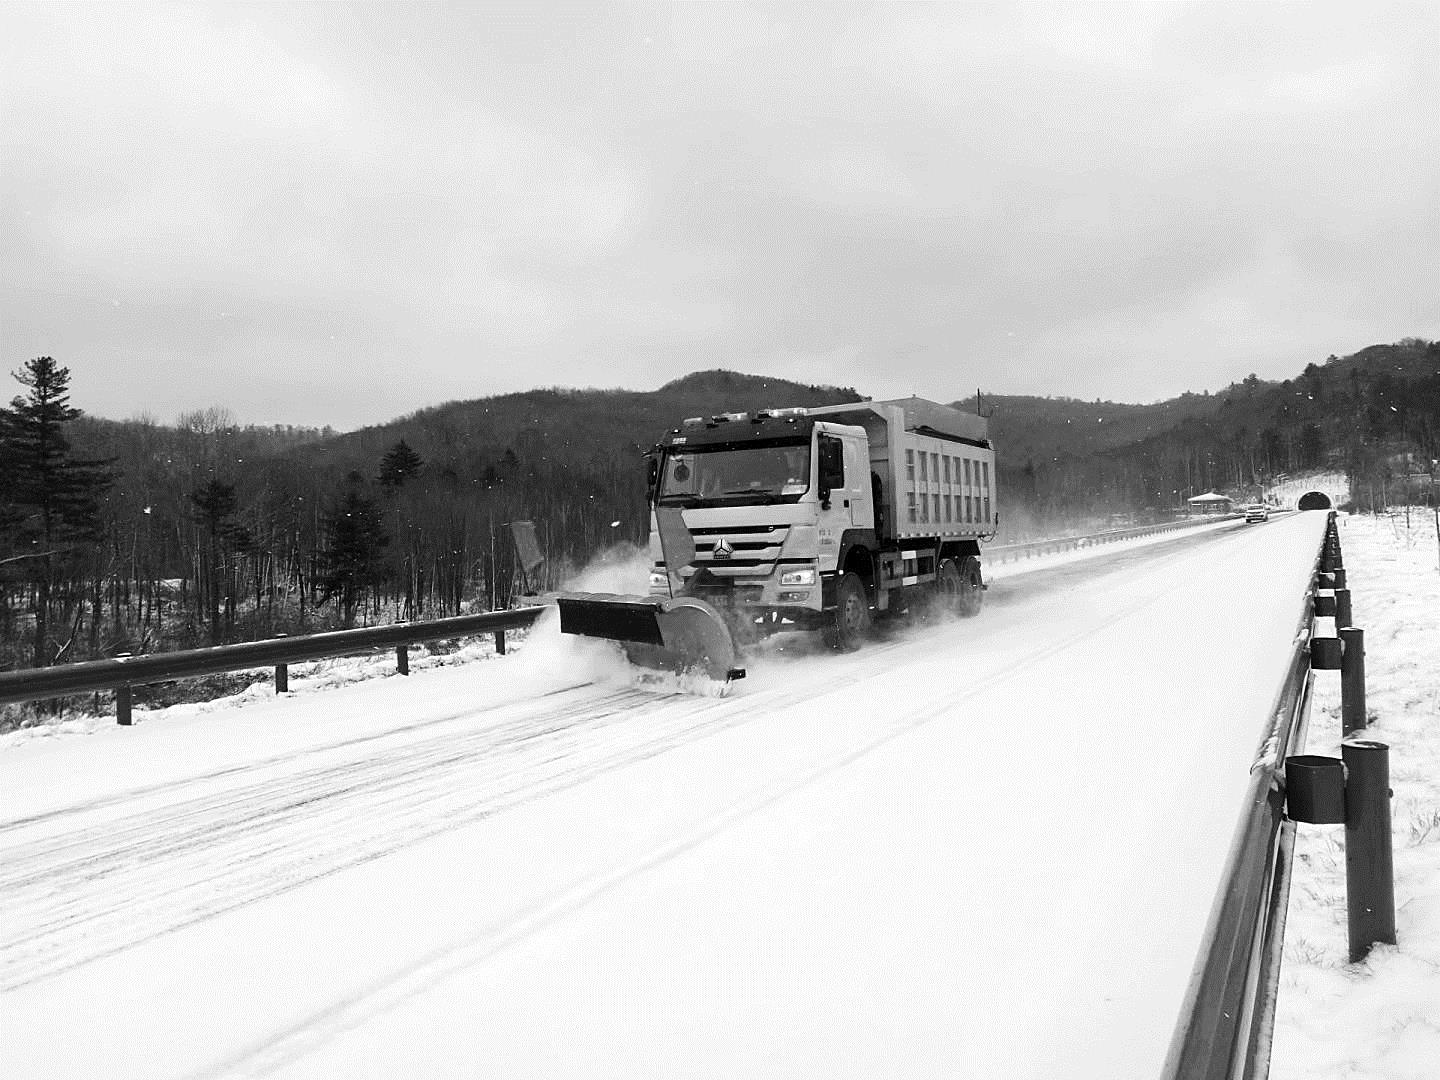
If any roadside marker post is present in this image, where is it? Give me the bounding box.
[1342,740,1397,962]
[1340,627,1367,735]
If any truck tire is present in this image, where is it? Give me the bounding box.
[932,557,963,616]
[957,556,983,617]
[823,572,870,651]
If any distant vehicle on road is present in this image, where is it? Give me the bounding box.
[1244,504,1270,523]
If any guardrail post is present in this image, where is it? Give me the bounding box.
[1335,587,1353,628]
[494,630,506,656]
[396,645,409,676]
[1340,627,1366,735]
[1342,740,1396,962]
[116,683,133,726]
[1322,516,1343,572]
[270,634,289,693]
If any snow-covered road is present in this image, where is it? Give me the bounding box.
[1,512,1329,1079]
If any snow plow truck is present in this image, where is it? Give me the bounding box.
[557,397,997,687]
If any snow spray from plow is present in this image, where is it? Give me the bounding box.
[514,512,746,691]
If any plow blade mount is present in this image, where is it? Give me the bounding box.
[556,593,745,684]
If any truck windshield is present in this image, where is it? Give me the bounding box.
[657,441,811,505]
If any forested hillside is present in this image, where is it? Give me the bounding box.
[986,338,1440,529]
[2,342,1436,686]
[982,391,1226,463]
[0,367,860,679]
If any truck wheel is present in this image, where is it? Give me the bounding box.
[934,558,963,616]
[823,572,870,651]
[957,556,983,617]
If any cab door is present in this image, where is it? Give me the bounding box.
[817,430,872,531]
[815,433,848,572]
[842,432,873,530]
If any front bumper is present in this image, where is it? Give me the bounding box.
[655,565,825,615]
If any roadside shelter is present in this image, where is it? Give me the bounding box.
[1187,492,1233,516]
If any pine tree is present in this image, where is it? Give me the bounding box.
[0,357,113,666]
[317,489,389,627]
[377,439,424,488]
[191,479,253,643]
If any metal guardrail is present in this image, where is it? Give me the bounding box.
[987,513,1248,563]
[0,606,548,724]
[1160,511,1336,1080]
[0,515,1250,723]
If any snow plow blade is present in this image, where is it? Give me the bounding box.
[556,592,745,684]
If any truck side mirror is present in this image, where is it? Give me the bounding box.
[645,455,659,505]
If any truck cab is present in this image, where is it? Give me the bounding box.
[646,412,871,628]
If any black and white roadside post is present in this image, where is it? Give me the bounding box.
[115,653,133,725]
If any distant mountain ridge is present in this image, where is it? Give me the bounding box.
[972,391,1228,465]
[279,370,865,476]
[66,338,1438,533]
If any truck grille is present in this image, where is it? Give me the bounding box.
[688,524,788,576]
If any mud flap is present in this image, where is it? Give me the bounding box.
[556,592,745,684]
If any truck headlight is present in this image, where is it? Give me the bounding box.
[779,568,816,586]
[648,571,669,592]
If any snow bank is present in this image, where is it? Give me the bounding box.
[1272,510,1440,1079]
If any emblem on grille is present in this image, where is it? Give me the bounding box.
[712,538,734,560]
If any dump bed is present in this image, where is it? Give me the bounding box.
[808,397,996,544]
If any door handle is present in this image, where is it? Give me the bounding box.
[843,499,850,508]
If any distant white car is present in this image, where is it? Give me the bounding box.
[1244,504,1270,523]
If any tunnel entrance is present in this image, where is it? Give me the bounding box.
[1297,491,1332,510]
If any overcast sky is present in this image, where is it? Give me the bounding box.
[3,3,1437,431]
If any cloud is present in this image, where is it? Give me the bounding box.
[2,2,1436,428]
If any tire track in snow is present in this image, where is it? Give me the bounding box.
[0,680,598,835]
[0,685,753,992]
[2,682,622,883]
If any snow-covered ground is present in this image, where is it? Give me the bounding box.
[1272,508,1440,1079]
[3,511,1422,1079]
